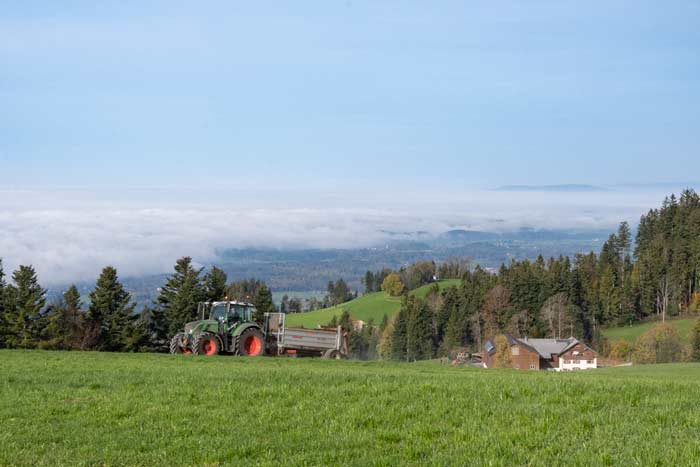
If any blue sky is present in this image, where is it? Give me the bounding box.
[2,1,699,191]
[2,1,699,282]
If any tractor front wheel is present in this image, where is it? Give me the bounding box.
[192,333,220,356]
[170,333,192,355]
[237,328,265,357]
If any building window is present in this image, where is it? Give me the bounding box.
[587,360,594,364]
[511,346,520,356]
[574,359,580,364]
[529,363,536,369]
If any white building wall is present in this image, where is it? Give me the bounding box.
[557,357,597,371]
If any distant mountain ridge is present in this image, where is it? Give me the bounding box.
[495,184,606,192]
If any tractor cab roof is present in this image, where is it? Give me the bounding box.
[205,300,255,307]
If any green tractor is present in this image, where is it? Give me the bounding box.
[169,301,265,357]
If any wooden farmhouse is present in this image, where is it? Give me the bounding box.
[482,335,598,371]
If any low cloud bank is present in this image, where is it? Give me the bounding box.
[0,187,674,285]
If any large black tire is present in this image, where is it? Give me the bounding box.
[170,333,190,355]
[236,328,265,357]
[192,333,220,356]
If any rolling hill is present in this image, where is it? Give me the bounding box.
[602,317,698,345]
[285,279,461,328]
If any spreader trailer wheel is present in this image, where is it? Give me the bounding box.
[322,349,342,360]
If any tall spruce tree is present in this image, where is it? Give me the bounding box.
[204,266,227,302]
[390,298,409,361]
[87,266,138,351]
[439,309,463,356]
[153,257,206,342]
[253,284,275,323]
[407,298,435,361]
[44,285,84,350]
[4,265,46,349]
[363,271,375,293]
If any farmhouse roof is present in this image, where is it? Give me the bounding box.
[484,335,585,359]
[518,337,579,359]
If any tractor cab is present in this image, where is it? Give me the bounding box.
[202,301,255,330]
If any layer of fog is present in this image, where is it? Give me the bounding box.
[0,186,684,285]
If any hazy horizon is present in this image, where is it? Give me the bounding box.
[1,184,695,285]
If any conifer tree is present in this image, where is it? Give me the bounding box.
[153,257,206,342]
[439,308,464,356]
[87,266,138,351]
[436,286,460,342]
[390,298,409,361]
[253,284,275,323]
[45,285,83,350]
[4,265,46,348]
[407,298,434,361]
[204,266,227,301]
[363,271,375,293]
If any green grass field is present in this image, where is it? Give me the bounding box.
[2,351,700,466]
[602,317,698,345]
[285,279,461,328]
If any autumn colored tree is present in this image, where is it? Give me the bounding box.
[381,273,405,297]
[492,335,512,368]
[633,323,683,364]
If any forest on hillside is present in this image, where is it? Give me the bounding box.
[1,190,699,360]
[377,190,700,362]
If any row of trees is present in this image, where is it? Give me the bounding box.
[0,262,150,351]
[362,261,438,294]
[0,257,277,352]
[363,259,468,296]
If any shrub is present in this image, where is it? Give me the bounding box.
[632,323,683,364]
[690,318,700,362]
[690,292,700,314]
[608,340,633,361]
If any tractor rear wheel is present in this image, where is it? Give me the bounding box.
[237,328,265,357]
[170,333,191,355]
[192,333,220,356]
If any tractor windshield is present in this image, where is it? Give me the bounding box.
[210,304,228,321]
[231,305,251,321]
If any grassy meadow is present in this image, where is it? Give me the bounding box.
[2,350,700,466]
[602,317,697,345]
[285,279,461,328]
